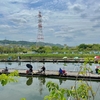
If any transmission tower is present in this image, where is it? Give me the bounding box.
[36,11,44,47]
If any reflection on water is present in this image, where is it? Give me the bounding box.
[26,77,33,86]
[7,62,12,65]
[26,76,46,95]
[0,62,100,100]
[18,62,21,66]
[38,77,46,85]
[25,76,67,95]
[0,76,100,100]
[38,77,46,95]
[59,78,67,85]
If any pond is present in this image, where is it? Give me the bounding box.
[0,61,98,72]
[0,62,100,100]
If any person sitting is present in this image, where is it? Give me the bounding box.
[41,66,45,73]
[59,68,67,76]
[95,66,99,74]
[59,68,63,76]
[38,66,45,74]
[26,67,33,74]
[62,69,67,76]
[29,67,33,73]
[2,67,8,74]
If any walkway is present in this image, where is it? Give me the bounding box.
[0,68,100,81]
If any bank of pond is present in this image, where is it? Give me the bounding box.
[1,68,100,82]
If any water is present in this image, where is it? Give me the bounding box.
[1,61,98,72]
[0,62,100,100]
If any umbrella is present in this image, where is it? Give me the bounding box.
[62,57,67,59]
[26,64,33,68]
[74,57,79,59]
[94,56,100,61]
[94,56,100,59]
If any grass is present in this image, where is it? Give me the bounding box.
[0,53,96,61]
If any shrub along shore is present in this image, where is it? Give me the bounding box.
[0,53,97,63]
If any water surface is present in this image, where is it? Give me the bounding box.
[0,62,100,100]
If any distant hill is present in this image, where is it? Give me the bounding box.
[0,40,63,47]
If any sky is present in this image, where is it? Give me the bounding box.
[0,0,100,46]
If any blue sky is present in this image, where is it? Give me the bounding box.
[0,0,100,46]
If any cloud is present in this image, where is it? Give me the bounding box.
[91,16,100,22]
[10,18,27,24]
[68,3,85,13]
[0,0,100,46]
[80,13,87,18]
[93,23,100,28]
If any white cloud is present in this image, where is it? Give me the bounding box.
[69,4,85,13]
[0,0,100,46]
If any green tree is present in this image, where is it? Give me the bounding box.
[44,59,96,100]
[37,46,45,53]
[0,70,19,86]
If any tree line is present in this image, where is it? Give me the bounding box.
[0,43,100,54]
